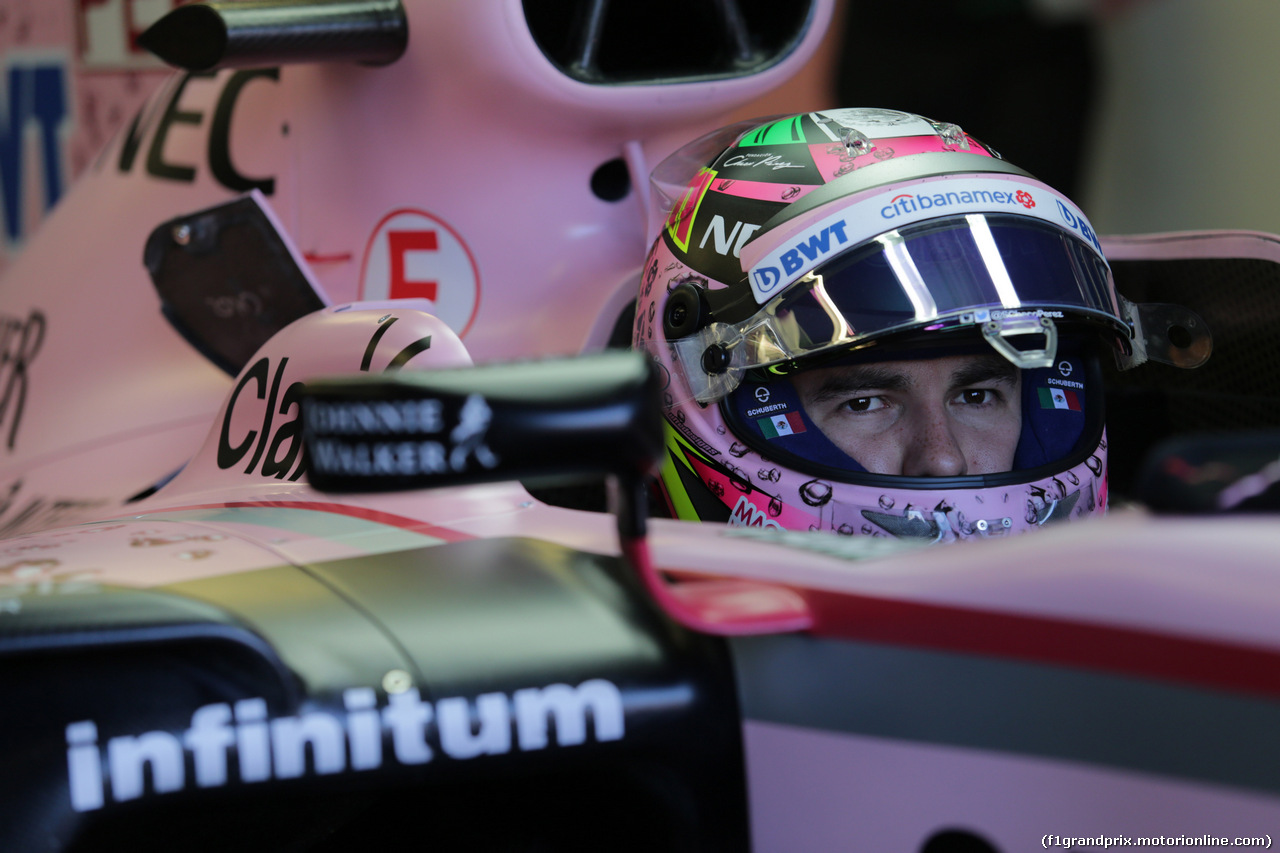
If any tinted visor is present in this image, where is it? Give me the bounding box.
[737,214,1124,369]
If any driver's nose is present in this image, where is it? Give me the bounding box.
[901,406,967,477]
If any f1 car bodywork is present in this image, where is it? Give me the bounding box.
[4,263,1280,849]
[4,2,1280,851]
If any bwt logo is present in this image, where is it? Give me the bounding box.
[779,221,849,274]
[1055,200,1104,255]
[752,266,782,294]
[754,221,851,295]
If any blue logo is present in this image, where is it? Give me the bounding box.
[1,60,69,246]
[1055,199,1104,255]
[752,265,783,294]
[778,221,850,276]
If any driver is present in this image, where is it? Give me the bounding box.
[634,108,1208,542]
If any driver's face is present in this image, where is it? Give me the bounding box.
[790,353,1022,477]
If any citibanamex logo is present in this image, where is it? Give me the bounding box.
[1015,190,1035,209]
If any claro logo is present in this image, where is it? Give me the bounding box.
[218,356,305,480]
[66,679,626,812]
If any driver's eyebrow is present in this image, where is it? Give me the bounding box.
[805,365,911,403]
[950,355,1020,389]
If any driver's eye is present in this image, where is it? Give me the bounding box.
[844,396,885,413]
[958,389,991,405]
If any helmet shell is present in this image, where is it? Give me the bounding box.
[635,108,1111,541]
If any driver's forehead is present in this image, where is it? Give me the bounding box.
[793,353,1020,398]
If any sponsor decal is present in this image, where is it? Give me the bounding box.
[750,222,849,298]
[0,310,45,450]
[218,356,306,480]
[670,416,721,458]
[697,214,761,259]
[758,411,806,439]
[1047,377,1084,390]
[1,58,71,246]
[728,494,782,530]
[745,402,786,418]
[221,316,432,482]
[746,177,1105,305]
[881,187,1035,219]
[305,394,499,478]
[1055,198,1105,255]
[359,209,481,338]
[116,69,279,194]
[665,167,716,252]
[66,679,626,812]
[1038,387,1081,411]
[360,314,434,373]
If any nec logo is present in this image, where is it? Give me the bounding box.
[698,215,760,258]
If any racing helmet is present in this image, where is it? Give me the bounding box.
[634,108,1209,542]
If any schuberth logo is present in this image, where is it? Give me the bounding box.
[66,679,626,812]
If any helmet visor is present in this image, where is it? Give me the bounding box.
[748,214,1121,365]
[669,214,1126,402]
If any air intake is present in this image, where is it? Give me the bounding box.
[523,0,817,84]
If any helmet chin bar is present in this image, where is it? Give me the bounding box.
[981,314,1059,370]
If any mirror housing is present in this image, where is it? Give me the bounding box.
[300,350,664,498]
[1134,430,1280,513]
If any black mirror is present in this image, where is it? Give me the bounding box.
[144,192,328,376]
[1133,430,1280,513]
[299,350,664,508]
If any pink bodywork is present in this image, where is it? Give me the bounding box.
[1,2,1280,849]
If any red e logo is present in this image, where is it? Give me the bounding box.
[360,208,481,337]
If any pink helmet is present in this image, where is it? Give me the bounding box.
[634,108,1209,542]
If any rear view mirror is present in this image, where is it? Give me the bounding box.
[300,350,664,500]
[144,191,328,376]
[1133,430,1280,513]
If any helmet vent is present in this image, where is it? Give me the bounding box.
[522,0,816,84]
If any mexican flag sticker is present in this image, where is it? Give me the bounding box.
[759,411,807,438]
[1038,387,1081,411]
